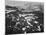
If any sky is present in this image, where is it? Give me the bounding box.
[5,0,44,12]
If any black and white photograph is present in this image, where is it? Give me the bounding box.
[5,0,44,35]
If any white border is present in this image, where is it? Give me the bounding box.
[0,0,46,35]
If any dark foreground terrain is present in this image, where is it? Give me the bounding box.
[5,5,44,34]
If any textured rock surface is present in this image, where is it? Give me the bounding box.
[5,5,44,34]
